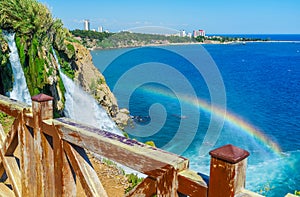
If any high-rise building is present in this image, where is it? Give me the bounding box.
[84,20,90,31]
[180,30,186,37]
[199,30,206,37]
[98,26,103,33]
[193,29,206,37]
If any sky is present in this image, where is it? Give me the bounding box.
[39,0,300,34]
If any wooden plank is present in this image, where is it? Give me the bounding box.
[31,96,54,197]
[2,115,21,156]
[41,133,55,197]
[0,94,30,118]
[236,189,264,197]
[125,177,156,197]
[23,113,34,131]
[0,183,15,197]
[156,165,178,197]
[0,123,6,145]
[19,116,36,197]
[51,118,189,177]
[32,100,45,197]
[63,141,108,197]
[0,124,5,178]
[178,169,208,197]
[0,114,21,181]
[53,126,76,196]
[0,155,21,197]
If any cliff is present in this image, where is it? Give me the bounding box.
[0,0,129,129]
[72,42,129,128]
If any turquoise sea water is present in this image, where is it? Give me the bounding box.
[91,39,300,196]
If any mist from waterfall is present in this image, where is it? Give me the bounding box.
[3,31,32,105]
[52,49,122,136]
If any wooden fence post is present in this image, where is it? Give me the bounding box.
[32,94,54,196]
[208,144,249,197]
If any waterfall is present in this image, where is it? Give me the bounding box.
[52,49,122,136]
[3,31,32,105]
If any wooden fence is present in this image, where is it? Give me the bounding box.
[0,94,262,197]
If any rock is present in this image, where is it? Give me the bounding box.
[113,108,130,130]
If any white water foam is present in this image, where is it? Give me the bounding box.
[52,49,122,136]
[3,31,31,105]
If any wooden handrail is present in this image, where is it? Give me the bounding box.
[0,94,263,197]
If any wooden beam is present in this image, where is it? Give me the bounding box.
[156,165,178,197]
[0,124,6,178]
[2,114,21,156]
[53,126,76,196]
[31,94,54,197]
[51,118,189,177]
[19,122,36,196]
[125,177,156,197]
[0,183,15,197]
[178,169,208,197]
[208,144,250,197]
[32,101,45,196]
[0,95,30,118]
[63,141,108,197]
[0,114,21,181]
[0,155,21,197]
[0,124,6,144]
[41,133,55,197]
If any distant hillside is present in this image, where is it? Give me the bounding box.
[70,30,269,50]
[70,30,195,49]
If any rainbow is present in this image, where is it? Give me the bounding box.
[141,86,282,155]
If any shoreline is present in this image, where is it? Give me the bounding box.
[90,40,300,51]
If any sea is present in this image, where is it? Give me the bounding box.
[91,35,300,196]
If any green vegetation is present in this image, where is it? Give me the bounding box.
[195,35,270,43]
[101,157,144,193]
[0,112,14,133]
[0,0,81,115]
[70,29,112,49]
[54,49,75,79]
[70,31,194,49]
[123,132,129,139]
[125,173,143,193]
[71,29,112,40]
[0,29,13,94]
[97,31,193,49]
[295,190,300,196]
[145,141,156,147]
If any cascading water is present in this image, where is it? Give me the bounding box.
[3,31,32,105]
[52,49,122,136]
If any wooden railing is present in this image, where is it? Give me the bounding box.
[0,94,262,197]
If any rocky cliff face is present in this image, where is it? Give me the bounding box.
[71,42,130,129]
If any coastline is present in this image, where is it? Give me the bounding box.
[89,40,300,51]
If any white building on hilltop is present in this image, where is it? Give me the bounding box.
[193,29,206,37]
[84,20,90,31]
[180,30,186,37]
[98,26,103,32]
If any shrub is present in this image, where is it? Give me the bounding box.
[125,173,143,193]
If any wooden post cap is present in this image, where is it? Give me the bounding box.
[209,144,250,164]
[32,94,53,102]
